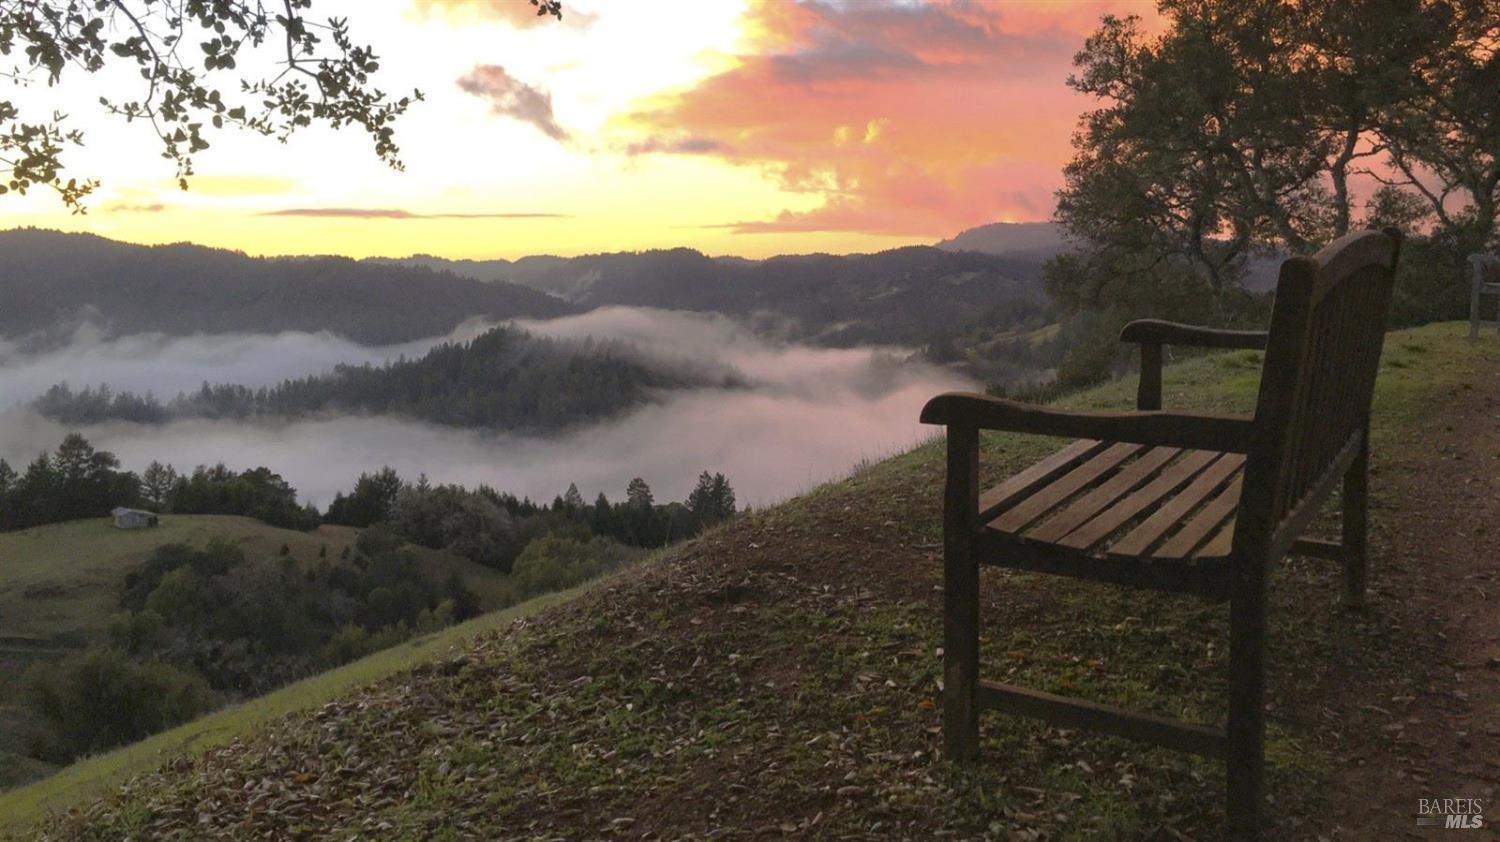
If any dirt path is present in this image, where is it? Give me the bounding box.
[1319,374,1500,839]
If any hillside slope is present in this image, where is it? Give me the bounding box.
[0,515,509,790]
[12,323,1497,839]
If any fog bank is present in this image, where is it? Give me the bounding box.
[0,320,499,410]
[0,308,973,507]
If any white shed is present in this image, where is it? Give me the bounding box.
[111,508,159,529]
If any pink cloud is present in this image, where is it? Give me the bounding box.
[457,65,570,142]
[622,0,1148,236]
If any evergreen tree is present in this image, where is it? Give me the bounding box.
[140,461,179,511]
[53,433,96,485]
[686,471,737,528]
[625,477,653,509]
[325,467,404,527]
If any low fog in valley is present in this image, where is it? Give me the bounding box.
[0,319,502,405]
[0,307,972,506]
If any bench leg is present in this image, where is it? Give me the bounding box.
[943,427,980,761]
[943,542,980,760]
[1341,433,1369,607]
[1227,569,1267,839]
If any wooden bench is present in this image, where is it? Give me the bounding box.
[920,228,1402,838]
[1470,252,1500,340]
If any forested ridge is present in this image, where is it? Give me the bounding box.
[1,230,1053,362]
[382,244,1053,349]
[33,325,733,432]
[0,230,573,348]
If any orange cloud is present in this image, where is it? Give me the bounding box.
[621,0,1147,236]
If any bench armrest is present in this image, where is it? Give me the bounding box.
[1118,320,1268,411]
[1118,319,1268,350]
[920,392,1255,453]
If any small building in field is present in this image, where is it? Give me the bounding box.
[111,507,159,530]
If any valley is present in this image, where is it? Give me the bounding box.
[0,226,1025,795]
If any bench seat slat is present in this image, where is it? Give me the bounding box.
[1025,447,1182,543]
[1105,454,1246,558]
[1056,449,1220,552]
[988,442,1145,534]
[977,438,1107,521]
[1195,518,1237,560]
[1152,477,1244,559]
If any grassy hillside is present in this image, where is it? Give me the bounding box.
[0,580,605,830]
[1,516,355,640]
[0,515,509,791]
[6,322,1494,838]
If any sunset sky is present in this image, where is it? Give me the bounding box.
[2,0,1153,260]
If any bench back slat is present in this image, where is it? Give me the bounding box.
[1237,228,1402,561]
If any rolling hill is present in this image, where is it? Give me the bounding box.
[933,219,1286,293]
[0,514,511,790]
[3,229,1056,381]
[934,220,1070,260]
[0,230,574,348]
[376,245,1052,348]
[7,322,1491,839]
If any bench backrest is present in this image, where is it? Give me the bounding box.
[1237,228,1402,561]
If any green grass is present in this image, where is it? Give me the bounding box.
[7,322,1495,839]
[0,515,361,641]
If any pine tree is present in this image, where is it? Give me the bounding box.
[686,471,738,528]
[140,461,179,511]
[625,477,654,509]
[53,433,95,484]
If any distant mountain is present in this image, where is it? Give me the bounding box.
[934,221,1070,260]
[0,229,574,347]
[935,221,1287,291]
[376,245,1050,348]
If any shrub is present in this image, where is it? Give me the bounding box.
[355,523,402,558]
[509,536,641,599]
[27,648,212,759]
[510,536,602,597]
[106,610,166,655]
[318,622,413,668]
